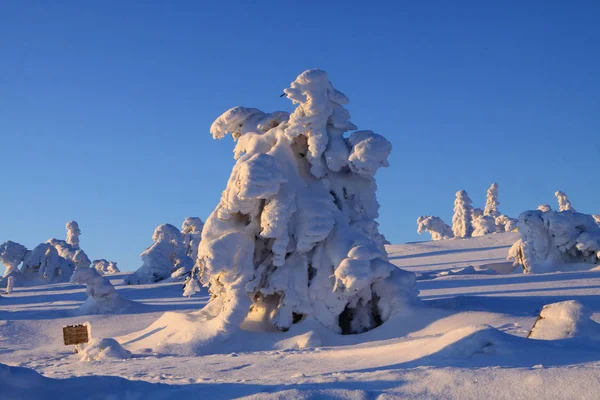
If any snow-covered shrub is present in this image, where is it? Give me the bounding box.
[494,214,518,232]
[71,267,133,314]
[0,241,28,279]
[452,190,474,238]
[191,69,418,337]
[537,204,552,212]
[483,183,500,218]
[508,209,600,273]
[181,217,204,260]
[555,191,575,212]
[416,216,454,241]
[125,224,194,284]
[472,215,496,237]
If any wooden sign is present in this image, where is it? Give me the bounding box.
[63,324,90,346]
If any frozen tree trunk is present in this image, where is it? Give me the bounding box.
[483,183,500,218]
[452,190,474,238]
[6,277,14,294]
[192,69,418,337]
[0,241,28,278]
[555,191,575,212]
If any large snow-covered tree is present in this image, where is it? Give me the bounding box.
[452,190,474,238]
[189,69,417,336]
[508,209,600,273]
[416,216,454,241]
[555,191,575,212]
[483,183,500,218]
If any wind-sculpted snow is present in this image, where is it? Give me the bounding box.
[0,241,28,279]
[126,223,195,284]
[184,69,417,343]
[508,209,600,273]
[417,216,454,241]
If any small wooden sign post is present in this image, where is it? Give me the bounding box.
[63,323,90,353]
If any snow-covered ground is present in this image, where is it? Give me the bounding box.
[3,232,600,399]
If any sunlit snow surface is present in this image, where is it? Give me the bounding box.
[3,232,600,399]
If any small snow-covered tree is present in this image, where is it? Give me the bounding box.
[452,190,474,238]
[472,215,496,237]
[483,183,500,218]
[555,191,576,212]
[0,241,28,278]
[537,204,552,212]
[416,216,454,240]
[6,276,14,294]
[66,221,81,248]
[508,209,600,273]
[495,214,518,232]
[71,267,132,314]
[190,69,417,337]
[125,224,194,284]
[181,217,204,260]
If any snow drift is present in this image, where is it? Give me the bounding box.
[528,301,600,340]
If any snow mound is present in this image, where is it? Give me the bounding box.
[79,338,132,362]
[528,301,600,340]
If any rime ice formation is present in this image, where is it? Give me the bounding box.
[417,216,454,241]
[126,224,194,284]
[20,243,75,284]
[508,210,600,273]
[538,204,552,212]
[190,69,418,337]
[71,267,133,314]
[555,191,575,212]
[181,217,204,261]
[452,190,474,238]
[483,183,500,218]
[472,215,496,237]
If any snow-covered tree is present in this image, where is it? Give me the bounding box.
[508,209,600,273]
[416,216,454,240]
[495,214,518,232]
[20,243,75,284]
[537,204,552,212]
[483,183,500,218]
[181,217,204,260]
[472,208,483,220]
[107,261,120,274]
[71,267,133,314]
[452,190,474,238]
[593,214,600,226]
[66,220,81,248]
[93,259,120,275]
[125,224,194,284]
[555,191,575,212]
[472,215,496,237]
[0,241,28,278]
[190,69,417,337]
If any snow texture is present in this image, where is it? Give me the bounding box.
[555,191,576,212]
[508,209,600,273]
[417,216,454,241]
[188,69,417,341]
[528,301,600,340]
[483,183,500,218]
[452,190,474,238]
[79,338,132,362]
[472,215,496,237]
[125,223,195,284]
[70,267,134,314]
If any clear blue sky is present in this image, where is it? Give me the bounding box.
[1,1,599,272]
